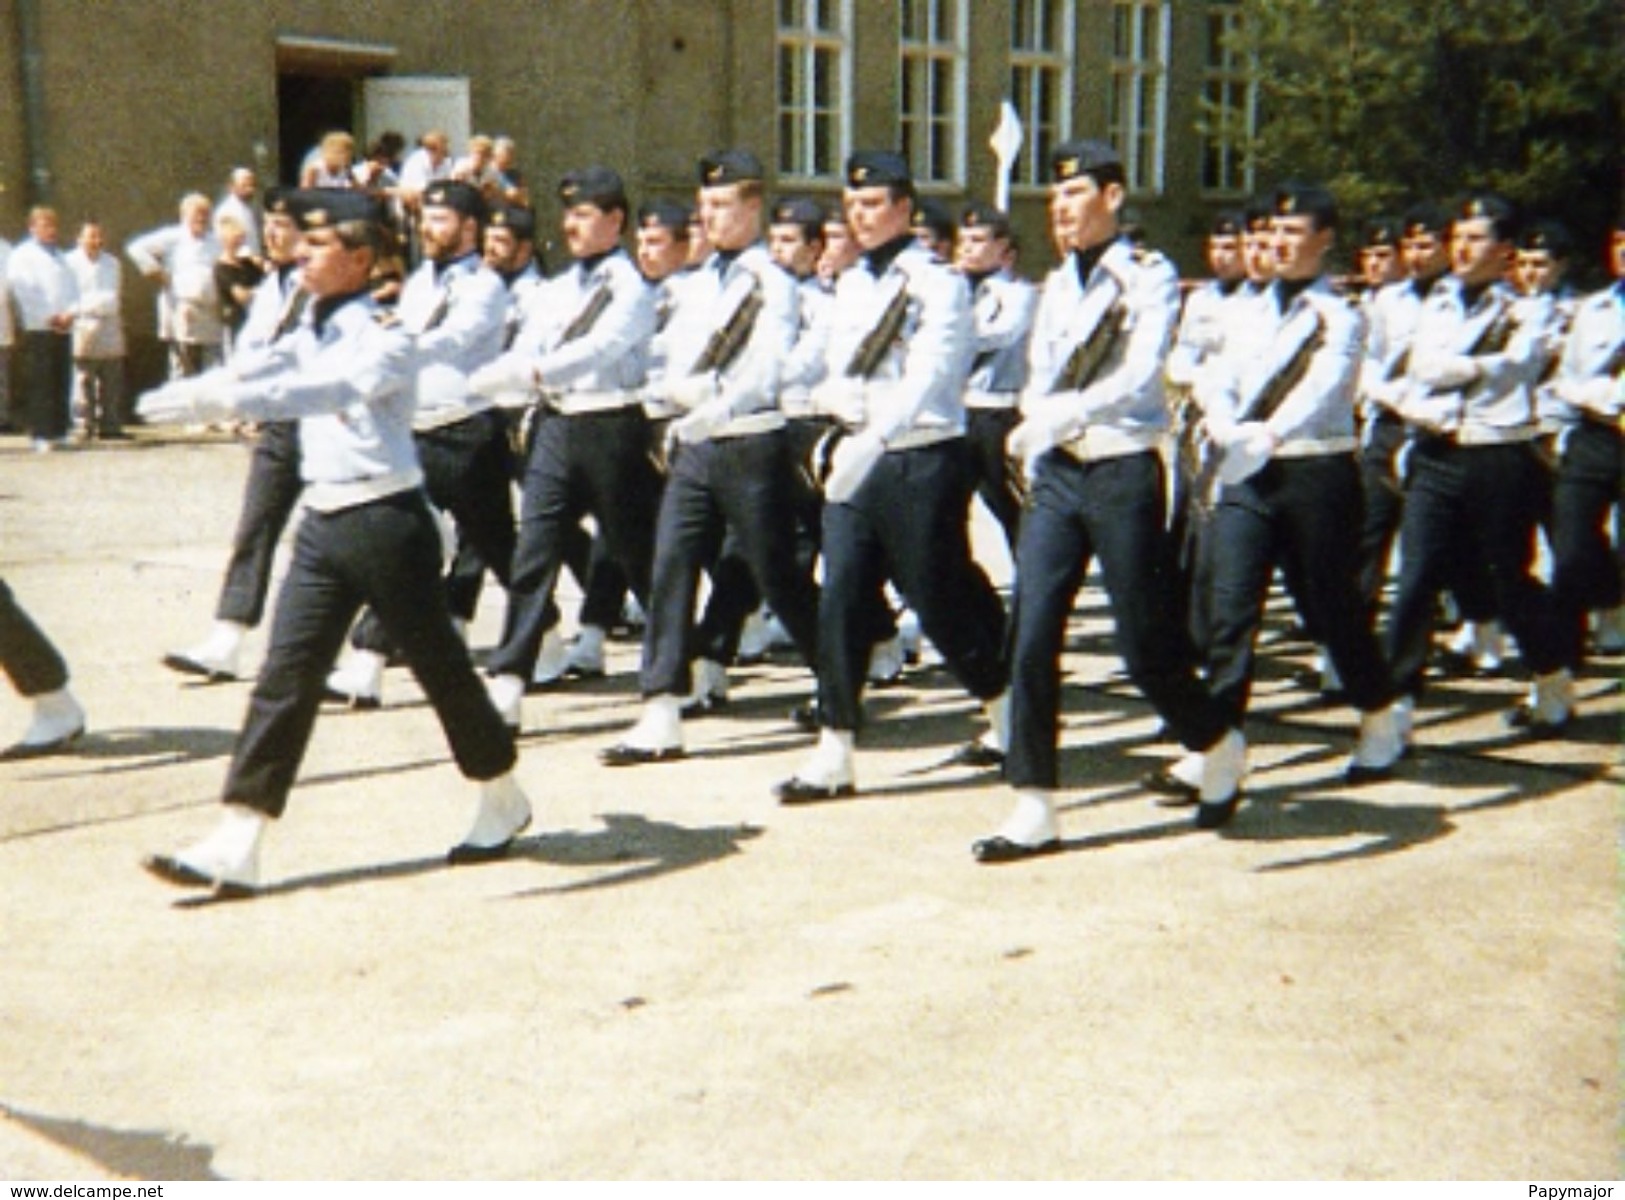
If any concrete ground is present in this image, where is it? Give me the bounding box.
[0,431,1618,1181]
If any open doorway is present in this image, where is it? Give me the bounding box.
[276,74,355,185]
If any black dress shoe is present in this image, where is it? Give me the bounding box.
[141,854,255,897]
[1194,795,1240,829]
[1505,703,1570,738]
[971,835,1062,864]
[773,777,856,804]
[0,725,85,761]
[1344,762,1394,785]
[788,699,821,732]
[446,838,516,866]
[599,743,685,767]
[949,741,1006,769]
[321,685,381,710]
[1140,765,1198,805]
[161,652,235,682]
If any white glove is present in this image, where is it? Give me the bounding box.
[467,357,533,402]
[664,372,719,413]
[1412,354,1481,391]
[1216,421,1278,486]
[823,430,886,504]
[1397,391,1458,435]
[135,376,234,425]
[1006,415,1059,476]
[810,377,866,426]
[667,397,729,446]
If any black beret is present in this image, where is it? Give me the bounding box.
[1519,218,1573,258]
[289,189,384,231]
[1243,199,1273,232]
[911,197,955,240]
[1272,181,1338,229]
[1209,210,1244,237]
[488,204,536,240]
[422,180,487,222]
[1401,202,1449,238]
[1457,191,1519,239]
[558,166,627,211]
[1050,139,1122,184]
[1362,216,1400,247]
[958,201,1011,239]
[637,199,692,234]
[699,149,765,187]
[845,150,912,189]
[770,196,826,229]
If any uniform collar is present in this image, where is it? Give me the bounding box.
[310,288,371,335]
[863,232,915,277]
[432,250,480,282]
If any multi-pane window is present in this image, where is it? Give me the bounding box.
[1199,3,1257,194]
[1007,0,1074,188]
[1107,0,1169,193]
[899,0,966,185]
[777,0,852,180]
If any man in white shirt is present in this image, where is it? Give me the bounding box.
[216,167,262,258]
[6,206,79,450]
[126,193,223,379]
[64,219,127,439]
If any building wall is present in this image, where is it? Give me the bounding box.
[2,0,1234,386]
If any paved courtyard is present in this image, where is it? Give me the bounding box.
[0,432,1618,1180]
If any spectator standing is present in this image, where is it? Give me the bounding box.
[6,207,78,451]
[215,167,262,258]
[64,219,128,440]
[127,193,224,379]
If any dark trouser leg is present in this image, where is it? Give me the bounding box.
[818,496,889,732]
[216,421,303,628]
[783,417,831,578]
[869,443,1008,702]
[1385,440,1469,699]
[965,407,1024,555]
[1204,476,1282,729]
[695,530,761,667]
[1272,457,1393,712]
[1084,453,1228,749]
[1357,413,1407,613]
[1550,423,1625,669]
[222,514,368,817]
[1004,457,1093,791]
[577,541,630,631]
[640,444,726,698]
[713,432,819,668]
[20,332,71,442]
[0,578,69,698]
[1463,443,1564,677]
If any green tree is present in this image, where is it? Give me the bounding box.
[1233,0,1622,271]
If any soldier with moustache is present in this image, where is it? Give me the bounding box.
[955,202,1037,558]
[139,191,531,892]
[163,189,310,683]
[1535,212,1625,703]
[972,142,1240,860]
[1384,192,1572,735]
[599,150,821,765]
[469,166,661,731]
[1182,183,1407,829]
[324,181,517,708]
[775,150,1009,802]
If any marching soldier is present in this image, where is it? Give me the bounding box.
[1384,193,1572,734]
[324,181,518,709]
[600,149,820,765]
[0,580,86,761]
[775,150,1009,802]
[972,141,1241,860]
[1539,213,1624,698]
[955,202,1037,557]
[1187,182,1407,829]
[468,166,661,731]
[140,190,531,892]
[163,188,308,683]
[1354,203,1453,614]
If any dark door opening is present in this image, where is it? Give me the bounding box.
[276,73,357,185]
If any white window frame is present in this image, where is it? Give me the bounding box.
[1008,0,1076,192]
[1198,3,1258,196]
[899,0,968,188]
[776,0,855,182]
[1107,0,1170,195]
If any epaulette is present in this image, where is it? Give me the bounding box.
[373,309,402,328]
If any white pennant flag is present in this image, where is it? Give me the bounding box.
[989,100,1023,212]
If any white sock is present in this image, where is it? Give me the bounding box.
[994,789,1058,846]
[981,691,1010,752]
[627,694,683,748]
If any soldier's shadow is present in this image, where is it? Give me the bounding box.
[0,725,240,779]
[175,812,763,908]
